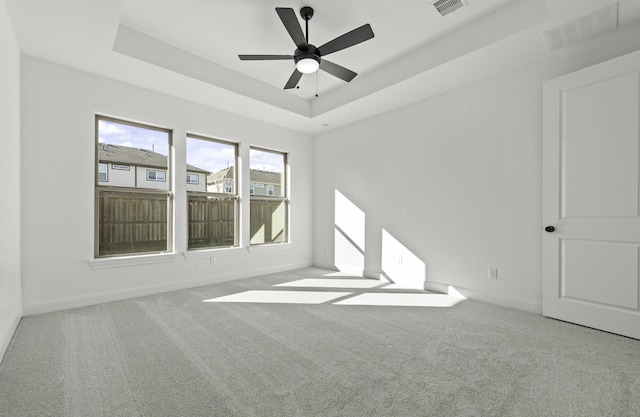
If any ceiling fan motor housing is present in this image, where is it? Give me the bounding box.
[294,45,320,63]
[294,45,320,73]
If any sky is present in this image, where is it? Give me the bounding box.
[98,119,284,174]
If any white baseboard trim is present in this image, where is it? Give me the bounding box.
[313,261,338,271]
[1,305,23,365]
[23,261,313,316]
[312,262,367,277]
[359,267,542,314]
[423,281,542,314]
[363,269,382,280]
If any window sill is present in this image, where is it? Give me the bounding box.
[183,247,244,260]
[247,242,291,253]
[89,252,180,269]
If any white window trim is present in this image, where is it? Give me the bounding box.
[182,247,245,259]
[89,252,180,269]
[247,242,291,253]
[248,147,289,246]
[186,133,239,251]
[95,115,173,259]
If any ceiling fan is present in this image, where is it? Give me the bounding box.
[239,7,374,90]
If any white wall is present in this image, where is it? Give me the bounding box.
[20,56,314,314]
[313,26,640,312]
[0,0,22,360]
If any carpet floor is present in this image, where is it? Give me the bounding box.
[1,267,639,417]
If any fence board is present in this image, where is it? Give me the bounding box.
[97,191,286,256]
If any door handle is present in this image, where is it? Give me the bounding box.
[544,226,555,233]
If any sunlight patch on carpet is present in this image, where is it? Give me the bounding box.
[203,290,352,304]
[333,293,464,307]
[275,278,383,289]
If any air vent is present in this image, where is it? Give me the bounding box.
[432,0,466,17]
[543,3,619,52]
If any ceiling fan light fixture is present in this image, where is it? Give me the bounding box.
[296,56,320,74]
[239,7,374,89]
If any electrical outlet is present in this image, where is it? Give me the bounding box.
[488,267,498,279]
[397,257,403,266]
[210,257,217,265]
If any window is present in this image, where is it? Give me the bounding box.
[95,116,172,257]
[249,183,254,195]
[187,174,199,184]
[147,170,166,182]
[249,147,288,245]
[186,134,238,250]
[98,163,108,182]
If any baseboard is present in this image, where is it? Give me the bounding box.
[313,261,338,271]
[0,305,23,365]
[358,267,542,314]
[312,262,370,278]
[23,261,312,316]
[423,281,542,314]
[363,269,382,280]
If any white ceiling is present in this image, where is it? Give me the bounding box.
[5,0,640,134]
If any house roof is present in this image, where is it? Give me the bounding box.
[207,167,234,182]
[206,167,281,185]
[250,170,281,185]
[97,143,209,173]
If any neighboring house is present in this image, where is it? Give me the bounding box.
[206,167,236,194]
[97,143,209,191]
[207,167,282,196]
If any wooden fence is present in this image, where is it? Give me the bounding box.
[250,199,286,244]
[97,191,286,256]
[98,191,168,256]
[187,195,235,249]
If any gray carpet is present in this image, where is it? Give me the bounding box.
[1,267,639,417]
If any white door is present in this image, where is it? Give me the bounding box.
[542,50,640,340]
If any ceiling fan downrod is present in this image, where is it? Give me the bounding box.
[300,6,314,44]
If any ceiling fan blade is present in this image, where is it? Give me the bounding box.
[284,69,303,89]
[317,24,374,56]
[320,59,357,82]
[276,8,307,50]
[239,54,294,60]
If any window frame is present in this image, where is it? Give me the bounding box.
[94,115,173,258]
[98,163,108,182]
[186,133,239,251]
[187,174,199,185]
[147,169,166,182]
[249,146,289,246]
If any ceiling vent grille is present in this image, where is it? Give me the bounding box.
[432,0,466,17]
[543,3,619,52]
